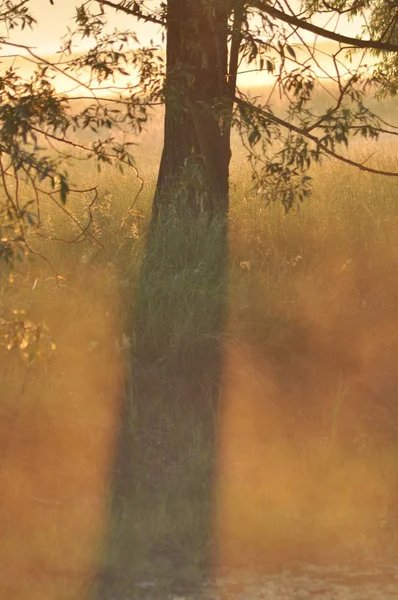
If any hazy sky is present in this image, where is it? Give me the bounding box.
[1,0,365,89]
[4,0,160,53]
[6,0,361,53]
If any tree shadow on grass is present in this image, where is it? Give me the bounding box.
[93,212,228,599]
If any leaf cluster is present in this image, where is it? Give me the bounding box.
[0,0,163,359]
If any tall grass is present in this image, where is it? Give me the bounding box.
[2,130,398,597]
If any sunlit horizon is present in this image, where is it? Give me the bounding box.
[0,0,371,93]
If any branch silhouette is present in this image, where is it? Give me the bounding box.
[252,1,398,53]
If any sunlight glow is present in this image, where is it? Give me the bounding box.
[0,266,122,599]
[212,233,398,577]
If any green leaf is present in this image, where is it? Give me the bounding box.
[59,178,69,204]
[286,45,296,60]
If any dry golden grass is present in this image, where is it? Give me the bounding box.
[2,126,398,596]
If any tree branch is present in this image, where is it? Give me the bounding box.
[234,96,398,178]
[1,0,30,19]
[95,0,165,26]
[228,0,245,99]
[250,1,398,52]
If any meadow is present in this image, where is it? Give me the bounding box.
[2,92,398,598]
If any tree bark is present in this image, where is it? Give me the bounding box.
[92,6,239,598]
[152,0,232,219]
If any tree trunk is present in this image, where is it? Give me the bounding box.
[92,6,239,598]
[152,0,232,219]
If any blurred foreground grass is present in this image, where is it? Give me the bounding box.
[2,134,398,598]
